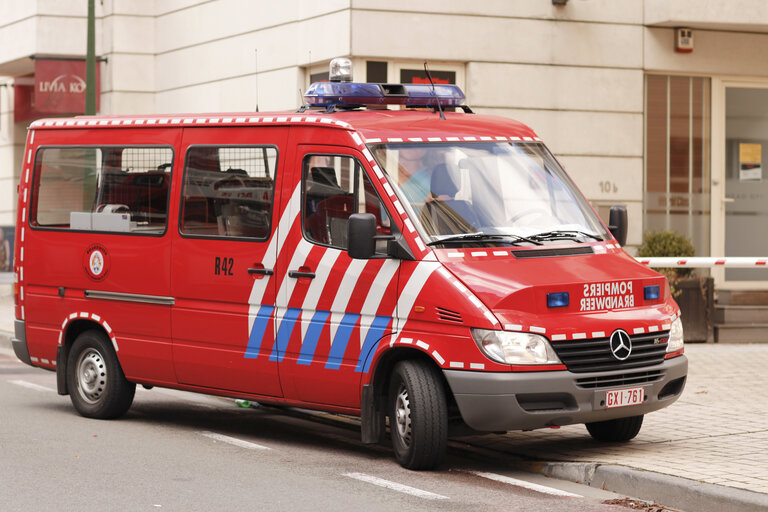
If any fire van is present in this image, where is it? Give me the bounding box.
[12,60,687,470]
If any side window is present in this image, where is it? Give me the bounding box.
[302,154,392,254]
[33,146,173,234]
[180,146,277,239]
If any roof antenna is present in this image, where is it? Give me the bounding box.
[254,49,259,112]
[424,61,445,120]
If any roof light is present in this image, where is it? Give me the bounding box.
[329,58,353,82]
[303,81,466,108]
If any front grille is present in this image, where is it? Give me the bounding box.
[576,370,664,389]
[550,331,669,373]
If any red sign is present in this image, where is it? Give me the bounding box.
[35,59,99,114]
[14,59,100,122]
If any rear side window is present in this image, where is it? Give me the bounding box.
[302,154,392,254]
[180,146,277,240]
[32,146,173,234]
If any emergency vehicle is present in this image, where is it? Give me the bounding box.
[12,59,687,469]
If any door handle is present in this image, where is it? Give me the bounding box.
[248,268,274,276]
[724,197,735,203]
[288,270,316,279]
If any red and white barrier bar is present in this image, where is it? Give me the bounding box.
[636,257,768,268]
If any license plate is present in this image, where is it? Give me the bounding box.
[605,387,644,409]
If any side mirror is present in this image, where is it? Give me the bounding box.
[608,205,628,247]
[347,213,377,259]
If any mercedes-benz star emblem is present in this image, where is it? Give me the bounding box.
[609,329,632,361]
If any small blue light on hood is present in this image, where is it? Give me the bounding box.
[547,292,569,308]
[644,285,661,300]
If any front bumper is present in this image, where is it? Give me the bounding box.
[443,355,687,432]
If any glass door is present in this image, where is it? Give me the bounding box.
[712,80,768,287]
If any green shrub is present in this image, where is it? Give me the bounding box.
[638,230,696,296]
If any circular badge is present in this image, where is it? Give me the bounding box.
[84,244,110,281]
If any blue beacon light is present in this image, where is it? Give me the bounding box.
[547,292,570,308]
[303,58,466,108]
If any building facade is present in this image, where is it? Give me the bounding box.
[2,0,768,288]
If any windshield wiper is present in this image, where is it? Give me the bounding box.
[528,230,603,243]
[427,232,542,246]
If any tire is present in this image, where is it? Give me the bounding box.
[586,415,644,442]
[388,360,447,470]
[67,330,135,419]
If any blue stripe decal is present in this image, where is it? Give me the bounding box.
[297,310,330,365]
[245,305,274,359]
[270,307,301,362]
[355,315,392,373]
[325,313,360,370]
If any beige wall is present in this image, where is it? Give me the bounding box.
[2,0,768,248]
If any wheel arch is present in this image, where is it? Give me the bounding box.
[56,317,115,396]
[360,346,456,444]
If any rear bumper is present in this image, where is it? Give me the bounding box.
[443,355,687,432]
[12,319,32,366]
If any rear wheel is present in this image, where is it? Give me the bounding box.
[586,415,644,442]
[67,330,135,419]
[388,360,447,470]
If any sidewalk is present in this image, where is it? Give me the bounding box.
[2,289,767,510]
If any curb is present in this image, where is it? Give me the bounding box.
[447,440,768,512]
[527,461,768,512]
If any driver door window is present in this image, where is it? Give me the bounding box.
[302,154,392,255]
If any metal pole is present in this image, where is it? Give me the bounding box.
[85,0,96,115]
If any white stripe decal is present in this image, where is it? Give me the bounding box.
[328,259,368,342]
[357,260,400,347]
[343,473,448,500]
[283,238,314,300]
[393,262,441,328]
[248,184,301,333]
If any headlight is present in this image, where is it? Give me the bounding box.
[472,329,562,365]
[667,317,684,353]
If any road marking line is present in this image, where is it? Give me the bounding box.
[343,472,448,500]
[9,380,56,393]
[470,471,582,498]
[199,431,271,451]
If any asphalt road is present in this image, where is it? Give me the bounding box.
[0,346,654,512]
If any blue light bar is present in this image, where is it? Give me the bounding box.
[303,82,466,108]
[644,285,661,300]
[402,84,465,107]
[547,292,569,308]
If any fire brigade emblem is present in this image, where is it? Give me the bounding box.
[84,244,110,281]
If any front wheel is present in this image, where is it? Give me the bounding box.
[67,330,135,419]
[586,415,643,442]
[388,360,447,470]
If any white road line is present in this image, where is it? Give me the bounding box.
[9,380,56,393]
[471,471,582,498]
[343,472,449,500]
[199,431,271,451]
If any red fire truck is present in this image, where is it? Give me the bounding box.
[12,60,687,469]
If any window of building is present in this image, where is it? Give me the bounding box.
[33,146,173,234]
[180,146,277,239]
[302,154,391,254]
[645,75,711,256]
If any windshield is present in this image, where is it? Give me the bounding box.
[369,142,610,247]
